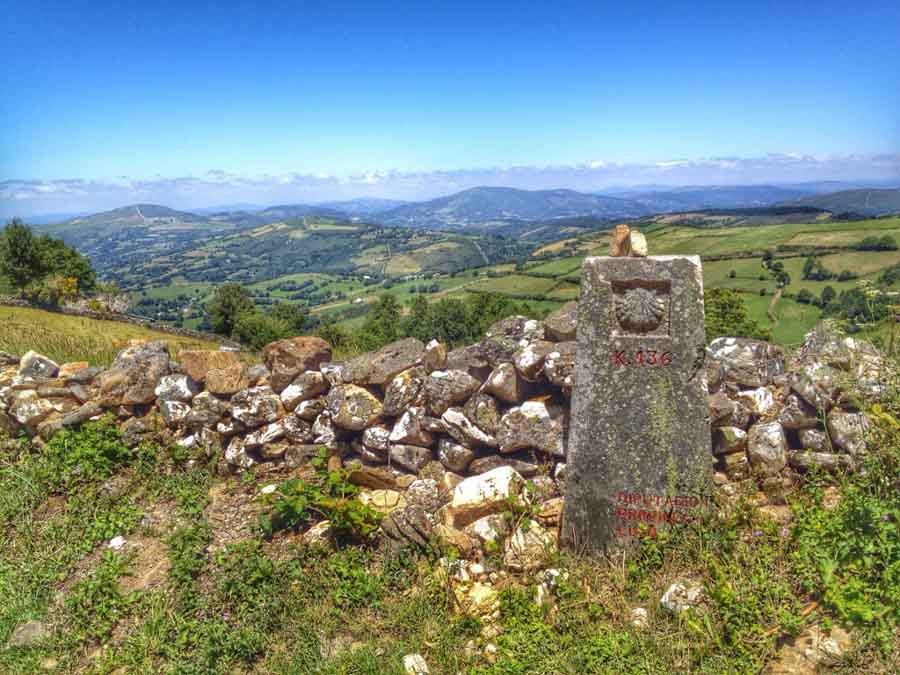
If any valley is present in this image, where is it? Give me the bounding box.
[15,184,900,348]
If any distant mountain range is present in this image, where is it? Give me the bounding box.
[783,188,900,217]
[374,187,651,229]
[34,183,900,248]
[611,185,815,212]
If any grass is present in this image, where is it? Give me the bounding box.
[3,390,900,672]
[468,275,559,296]
[0,306,222,365]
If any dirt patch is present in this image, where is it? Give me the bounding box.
[119,537,171,594]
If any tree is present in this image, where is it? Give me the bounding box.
[208,283,254,337]
[37,235,96,293]
[704,288,771,342]
[0,219,44,291]
[820,285,836,307]
[358,294,402,349]
[269,302,308,333]
[796,288,814,304]
[232,311,293,350]
[728,270,736,279]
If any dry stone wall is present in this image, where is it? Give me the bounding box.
[0,302,883,559]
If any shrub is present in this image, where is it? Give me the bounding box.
[258,448,381,540]
[41,417,133,489]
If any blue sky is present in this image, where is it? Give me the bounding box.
[1,1,899,215]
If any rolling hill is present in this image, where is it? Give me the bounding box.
[784,187,900,217]
[375,186,652,229]
[612,185,816,212]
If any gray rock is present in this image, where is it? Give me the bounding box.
[789,449,854,471]
[262,336,332,393]
[514,340,555,381]
[708,338,785,387]
[747,421,787,476]
[469,452,540,478]
[160,400,191,427]
[326,384,383,431]
[543,301,577,341]
[280,371,329,411]
[497,400,566,457]
[389,444,433,473]
[295,397,326,421]
[424,369,481,416]
[445,343,493,380]
[480,316,545,366]
[791,361,840,411]
[343,337,424,386]
[482,363,528,404]
[441,407,498,448]
[155,374,201,403]
[544,341,577,393]
[97,341,171,406]
[827,410,868,455]
[778,393,820,430]
[231,386,284,428]
[362,424,392,452]
[283,415,314,443]
[463,392,501,435]
[562,256,712,553]
[438,437,475,473]
[185,391,229,428]
[713,426,747,456]
[383,366,427,416]
[389,407,434,446]
[423,339,448,372]
[0,351,19,367]
[799,428,831,453]
[19,351,59,379]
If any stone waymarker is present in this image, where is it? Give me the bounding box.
[561,255,712,553]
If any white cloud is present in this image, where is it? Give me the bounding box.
[2,152,898,219]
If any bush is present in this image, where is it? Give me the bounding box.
[232,310,293,349]
[41,417,133,489]
[705,288,771,341]
[258,448,381,540]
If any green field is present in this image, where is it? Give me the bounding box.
[0,306,223,365]
[120,215,900,346]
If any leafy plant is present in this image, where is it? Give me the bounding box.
[258,448,381,540]
[41,416,133,489]
[62,550,131,644]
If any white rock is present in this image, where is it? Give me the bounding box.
[737,386,776,416]
[660,580,704,614]
[402,653,430,674]
[108,535,126,550]
[437,466,524,528]
[630,607,649,628]
[747,421,788,476]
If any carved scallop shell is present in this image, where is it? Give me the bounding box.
[615,288,664,333]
